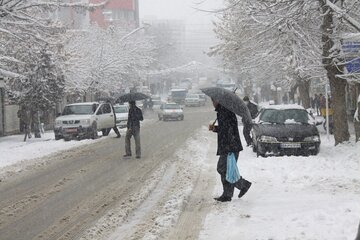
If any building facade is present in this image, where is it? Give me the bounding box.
[90,0,139,28]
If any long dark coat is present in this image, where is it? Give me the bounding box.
[127,106,143,129]
[214,105,243,155]
[247,102,259,119]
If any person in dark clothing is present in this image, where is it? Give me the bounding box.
[106,100,121,138]
[209,99,252,202]
[242,96,258,146]
[124,101,143,158]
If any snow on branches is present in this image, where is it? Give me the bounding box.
[64,25,156,95]
[212,0,360,88]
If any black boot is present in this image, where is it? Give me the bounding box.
[238,180,252,198]
[214,195,232,202]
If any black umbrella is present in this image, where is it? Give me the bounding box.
[201,87,252,124]
[117,92,150,103]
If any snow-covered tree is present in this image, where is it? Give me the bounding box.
[6,43,66,139]
[0,0,109,77]
[1,0,109,139]
[64,25,156,97]
[212,0,360,144]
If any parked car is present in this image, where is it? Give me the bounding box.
[252,104,321,157]
[114,104,128,128]
[54,102,115,141]
[185,94,202,107]
[158,103,184,121]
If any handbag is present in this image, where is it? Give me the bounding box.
[226,152,241,183]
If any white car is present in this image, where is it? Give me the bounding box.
[158,103,184,121]
[54,102,115,141]
[185,94,202,107]
[114,104,128,128]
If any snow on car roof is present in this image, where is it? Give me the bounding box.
[261,104,305,110]
[67,102,98,106]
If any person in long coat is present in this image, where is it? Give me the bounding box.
[242,96,258,146]
[124,101,143,158]
[106,100,121,138]
[209,99,252,202]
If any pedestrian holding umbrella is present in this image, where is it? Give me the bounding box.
[202,87,252,202]
[117,92,148,159]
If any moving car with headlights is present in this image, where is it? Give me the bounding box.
[54,102,115,141]
[185,94,202,107]
[158,103,184,121]
[114,104,128,128]
[251,104,321,157]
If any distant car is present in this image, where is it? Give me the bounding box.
[114,104,128,128]
[252,104,321,157]
[185,94,202,107]
[190,90,207,104]
[54,102,116,141]
[152,99,165,112]
[158,103,184,121]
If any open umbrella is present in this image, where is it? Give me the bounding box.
[117,92,150,103]
[201,87,252,124]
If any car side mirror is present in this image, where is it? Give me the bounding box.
[57,112,61,117]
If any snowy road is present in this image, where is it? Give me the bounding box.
[0,106,216,240]
[1,105,359,240]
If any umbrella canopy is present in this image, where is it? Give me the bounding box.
[201,87,252,124]
[117,92,150,103]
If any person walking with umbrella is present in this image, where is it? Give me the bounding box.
[117,92,148,159]
[202,87,252,202]
[242,96,258,146]
[124,101,143,158]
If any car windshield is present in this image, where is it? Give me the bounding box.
[62,105,96,115]
[164,104,181,109]
[259,109,310,124]
[114,106,128,113]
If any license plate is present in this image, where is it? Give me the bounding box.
[65,128,77,133]
[280,143,301,148]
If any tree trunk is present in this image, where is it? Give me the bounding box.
[355,93,360,142]
[289,84,298,104]
[298,79,311,108]
[31,110,41,138]
[319,0,350,145]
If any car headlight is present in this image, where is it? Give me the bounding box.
[55,120,62,125]
[80,119,91,125]
[260,135,278,143]
[304,135,320,142]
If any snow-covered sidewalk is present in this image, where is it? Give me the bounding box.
[200,131,360,240]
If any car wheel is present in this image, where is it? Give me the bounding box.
[55,135,61,140]
[252,143,257,153]
[256,144,266,157]
[158,115,162,121]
